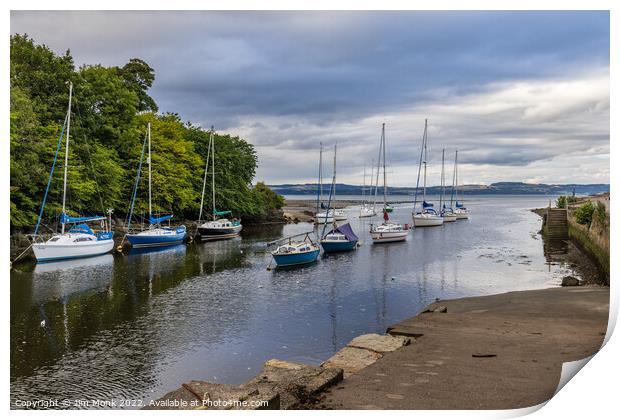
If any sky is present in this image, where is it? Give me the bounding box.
[10,11,610,186]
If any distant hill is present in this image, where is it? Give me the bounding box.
[268,182,610,196]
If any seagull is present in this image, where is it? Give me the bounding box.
[40,320,46,328]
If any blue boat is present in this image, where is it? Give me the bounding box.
[321,222,358,253]
[272,241,320,267]
[124,123,187,248]
[126,224,186,248]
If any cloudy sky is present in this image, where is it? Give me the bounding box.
[11,11,610,186]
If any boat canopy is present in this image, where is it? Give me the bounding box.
[214,209,231,216]
[455,201,464,208]
[149,214,174,225]
[61,213,106,224]
[329,222,358,242]
[422,201,434,208]
[68,223,94,235]
[443,204,454,211]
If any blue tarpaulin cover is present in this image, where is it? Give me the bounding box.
[456,201,464,208]
[149,214,174,225]
[330,222,359,241]
[423,201,434,208]
[61,213,105,224]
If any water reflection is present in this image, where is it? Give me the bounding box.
[12,196,591,407]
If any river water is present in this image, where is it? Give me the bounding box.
[11,195,582,408]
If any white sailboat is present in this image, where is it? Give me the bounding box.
[370,123,409,243]
[196,127,243,240]
[31,82,115,262]
[315,143,334,224]
[359,161,377,218]
[440,148,457,222]
[453,150,471,219]
[412,119,443,227]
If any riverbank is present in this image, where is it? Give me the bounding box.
[315,286,609,409]
[150,286,609,410]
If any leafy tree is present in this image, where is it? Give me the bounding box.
[10,34,284,232]
[118,58,158,112]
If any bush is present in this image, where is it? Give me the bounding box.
[594,202,607,228]
[574,201,595,226]
[556,196,567,209]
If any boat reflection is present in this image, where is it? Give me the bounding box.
[31,253,114,304]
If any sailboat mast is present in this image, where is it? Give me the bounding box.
[198,129,213,223]
[382,123,387,209]
[450,150,457,207]
[212,126,216,219]
[440,148,445,210]
[316,142,323,215]
[61,82,73,234]
[423,119,428,202]
[455,150,459,204]
[148,122,152,219]
[319,143,323,206]
[362,164,366,205]
[332,144,337,221]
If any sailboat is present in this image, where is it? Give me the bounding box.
[320,145,359,253]
[125,123,187,248]
[196,127,243,240]
[359,162,377,218]
[440,148,457,222]
[315,143,346,223]
[31,82,115,262]
[315,143,334,224]
[271,232,321,267]
[370,123,409,243]
[412,119,443,227]
[452,150,471,219]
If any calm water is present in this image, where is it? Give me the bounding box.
[11,195,578,408]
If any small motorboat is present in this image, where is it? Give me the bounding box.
[321,222,358,253]
[272,238,320,267]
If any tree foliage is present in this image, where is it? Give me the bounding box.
[10,35,282,232]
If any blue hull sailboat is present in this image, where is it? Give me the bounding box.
[321,223,358,252]
[125,122,187,248]
[320,144,359,253]
[31,82,115,262]
[271,232,320,267]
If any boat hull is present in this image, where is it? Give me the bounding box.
[33,239,114,262]
[272,249,320,266]
[413,215,444,227]
[197,224,242,241]
[455,211,470,219]
[321,240,357,253]
[127,227,187,248]
[442,214,458,222]
[371,230,408,243]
